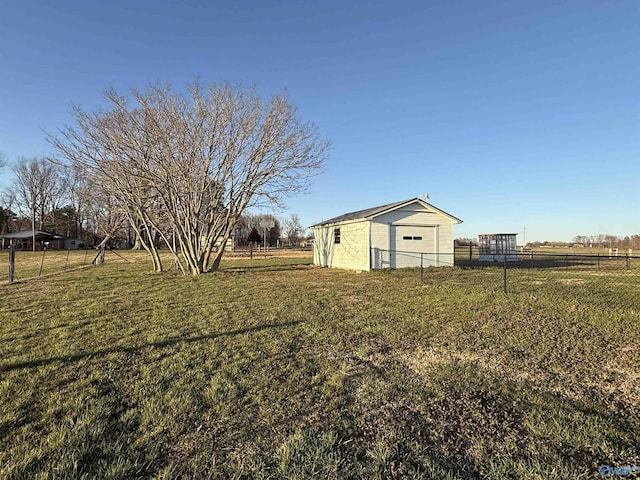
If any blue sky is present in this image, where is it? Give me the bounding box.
[1,0,638,242]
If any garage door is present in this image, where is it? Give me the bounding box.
[390,225,436,268]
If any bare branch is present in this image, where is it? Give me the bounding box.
[48,81,329,274]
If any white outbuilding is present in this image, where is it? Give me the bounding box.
[311,197,462,271]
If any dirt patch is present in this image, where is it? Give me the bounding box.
[558,278,586,285]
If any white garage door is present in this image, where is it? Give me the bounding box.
[390,225,436,268]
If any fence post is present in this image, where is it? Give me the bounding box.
[39,246,47,276]
[597,253,600,270]
[503,255,507,294]
[420,253,424,283]
[8,243,15,283]
[627,253,631,270]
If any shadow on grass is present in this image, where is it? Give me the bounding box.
[0,320,302,373]
[220,262,314,273]
[456,255,636,271]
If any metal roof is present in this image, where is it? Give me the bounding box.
[0,230,64,239]
[310,197,462,227]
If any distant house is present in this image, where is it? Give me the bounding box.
[311,197,462,271]
[478,233,518,261]
[64,238,86,250]
[199,229,235,252]
[214,235,235,252]
[0,230,67,250]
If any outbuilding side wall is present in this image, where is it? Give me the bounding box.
[313,220,370,271]
[437,222,454,256]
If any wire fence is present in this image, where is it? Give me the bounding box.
[2,246,136,283]
[372,247,640,298]
[458,250,640,296]
[6,245,639,302]
[370,247,455,271]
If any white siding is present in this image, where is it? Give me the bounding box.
[437,223,455,266]
[313,220,370,271]
[374,205,449,226]
[370,222,391,268]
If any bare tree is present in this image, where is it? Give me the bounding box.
[12,159,40,248]
[239,213,281,247]
[283,213,304,246]
[49,81,328,274]
[66,165,92,240]
[11,157,65,250]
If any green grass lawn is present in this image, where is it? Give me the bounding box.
[1,254,639,478]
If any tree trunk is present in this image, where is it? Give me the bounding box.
[31,206,36,252]
[131,234,142,250]
[150,246,163,272]
[210,248,224,272]
[96,235,111,250]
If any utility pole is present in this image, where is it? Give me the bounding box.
[8,239,15,282]
[259,218,275,255]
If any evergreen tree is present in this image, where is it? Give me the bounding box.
[247,227,262,244]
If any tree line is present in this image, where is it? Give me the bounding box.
[2,80,328,274]
[455,235,640,250]
[236,213,308,248]
[568,235,640,250]
[2,157,311,249]
[1,157,92,244]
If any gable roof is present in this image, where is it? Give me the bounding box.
[310,197,462,227]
